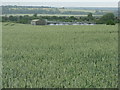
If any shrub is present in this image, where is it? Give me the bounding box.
[106,20,115,25]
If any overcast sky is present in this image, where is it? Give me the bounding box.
[1,0,119,2]
[1,0,120,7]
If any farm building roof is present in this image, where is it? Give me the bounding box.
[31,19,40,22]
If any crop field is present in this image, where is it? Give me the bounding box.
[1,14,103,17]
[10,7,113,13]
[59,8,96,13]
[2,23,118,88]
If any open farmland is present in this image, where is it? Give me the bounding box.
[2,6,117,16]
[2,23,118,88]
[1,14,102,17]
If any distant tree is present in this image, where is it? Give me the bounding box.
[69,16,77,21]
[88,13,92,17]
[18,15,30,24]
[8,15,18,22]
[96,13,116,24]
[52,16,58,20]
[9,15,14,21]
[19,16,23,19]
[2,15,8,22]
[100,13,115,24]
[81,17,89,21]
[87,13,94,21]
[33,13,37,17]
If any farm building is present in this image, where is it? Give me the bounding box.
[31,19,47,25]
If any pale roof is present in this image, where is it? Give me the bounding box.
[31,19,40,22]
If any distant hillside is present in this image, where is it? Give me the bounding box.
[1,6,118,16]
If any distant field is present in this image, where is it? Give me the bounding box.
[10,7,113,13]
[2,23,118,88]
[59,8,96,13]
[1,14,102,17]
[2,6,117,17]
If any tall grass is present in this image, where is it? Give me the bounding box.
[2,23,118,88]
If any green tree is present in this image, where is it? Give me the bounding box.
[33,13,37,17]
[8,15,18,22]
[99,13,115,24]
[18,15,30,24]
[9,15,14,21]
[69,16,77,21]
[87,13,94,21]
[2,15,8,22]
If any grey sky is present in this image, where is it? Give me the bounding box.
[1,0,119,2]
[1,0,120,7]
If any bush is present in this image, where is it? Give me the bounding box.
[106,20,115,25]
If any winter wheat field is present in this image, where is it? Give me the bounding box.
[2,22,118,88]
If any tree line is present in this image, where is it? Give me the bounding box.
[2,13,119,25]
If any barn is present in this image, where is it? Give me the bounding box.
[31,19,47,25]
